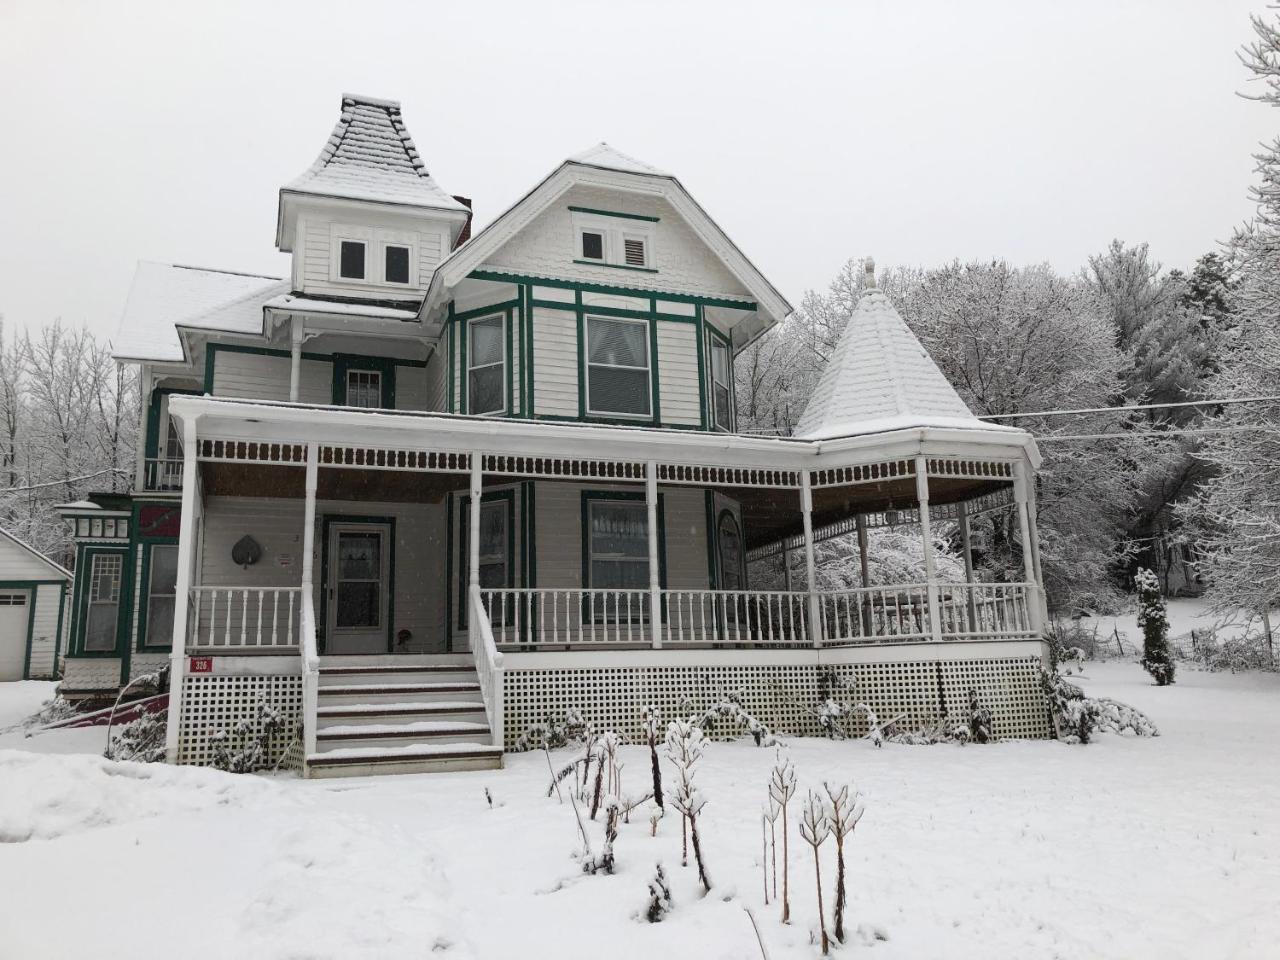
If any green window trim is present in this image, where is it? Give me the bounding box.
[457,489,516,631]
[144,387,201,463]
[135,540,180,651]
[567,206,661,223]
[579,490,667,594]
[572,259,659,274]
[68,544,131,659]
[706,323,735,433]
[332,354,397,409]
[202,343,423,400]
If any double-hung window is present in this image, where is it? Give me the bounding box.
[383,244,411,284]
[338,240,366,280]
[467,315,506,415]
[84,553,123,652]
[709,336,733,431]
[346,369,383,409]
[587,500,650,590]
[144,544,179,648]
[586,317,650,418]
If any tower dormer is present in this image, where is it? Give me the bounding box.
[275,94,471,302]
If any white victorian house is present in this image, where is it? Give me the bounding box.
[58,94,1052,777]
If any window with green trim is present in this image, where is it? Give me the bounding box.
[587,500,650,590]
[467,315,506,415]
[586,316,650,418]
[710,336,733,431]
[84,554,122,652]
[345,369,383,408]
[143,544,178,649]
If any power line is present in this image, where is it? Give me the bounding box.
[979,395,1280,421]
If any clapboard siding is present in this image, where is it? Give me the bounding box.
[396,363,430,411]
[212,352,330,404]
[198,497,448,653]
[0,534,64,580]
[425,347,447,412]
[296,215,448,301]
[531,482,710,590]
[656,321,701,427]
[24,584,63,679]
[531,307,578,418]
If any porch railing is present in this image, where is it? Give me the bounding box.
[188,586,303,648]
[818,582,1035,645]
[468,584,505,744]
[662,589,810,646]
[936,582,1033,639]
[143,457,184,491]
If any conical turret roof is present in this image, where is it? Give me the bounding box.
[795,261,982,440]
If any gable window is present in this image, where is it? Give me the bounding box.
[339,240,366,280]
[586,317,650,418]
[84,553,122,652]
[144,544,179,649]
[580,229,605,262]
[587,500,650,591]
[710,337,733,431]
[467,315,506,415]
[384,244,410,284]
[623,235,648,268]
[346,369,383,409]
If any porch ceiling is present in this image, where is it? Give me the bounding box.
[200,462,466,503]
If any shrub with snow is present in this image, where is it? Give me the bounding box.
[210,699,287,773]
[104,710,166,763]
[641,863,673,923]
[1136,568,1176,685]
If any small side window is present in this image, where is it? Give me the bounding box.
[385,245,410,284]
[710,337,733,431]
[339,240,366,279]
[580,230,605,261]
[346,370,383,408]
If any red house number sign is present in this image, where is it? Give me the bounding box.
[189,657,213,674]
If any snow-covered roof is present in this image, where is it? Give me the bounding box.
[0,526,71,579]
[113,262,288,364]
[283,94,467,213]
[567,142,669,177]
[795,264,996,441]
[264,294,420,322]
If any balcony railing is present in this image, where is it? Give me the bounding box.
[143,457,184,491]
[188,586,303,649]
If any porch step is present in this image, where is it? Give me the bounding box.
[305,742,503,778]
[316,720,492,750]
[315,701,488,726]
[318,666,477,687]
[317,682,482,706]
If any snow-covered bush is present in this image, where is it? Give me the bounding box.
[689,689,776,746]
[512,707,587,751]
[799,790,832,955]
[824,782,865,945]
[641,863,673,923]
[210,699,286,773]
[667,720,711,892]
[104,710,166,763]
[1041,669,1159,743]
[967,688,992,743]
[1137,568,1176,685]
[642,705,664,811]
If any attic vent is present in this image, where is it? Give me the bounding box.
[623,237,647,267]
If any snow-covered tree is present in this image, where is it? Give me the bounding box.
[1136,568,1175,686]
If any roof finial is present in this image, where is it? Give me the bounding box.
[864,256,876,290]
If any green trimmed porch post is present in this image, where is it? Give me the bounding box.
[646,461,661,648]
[164,415,200,764]
[915,456,943,643]
[800,470,821,647]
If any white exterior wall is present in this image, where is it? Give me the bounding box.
[296,212,449,301]
[23,584,63,679]
[425,347,447,412]
[62,657,120,692]
[211,351,330,404]
[396,363,430,411]
[655,321,702,427]
[531,307,578,418]
[199,496,448,653]
[482,184,752,300]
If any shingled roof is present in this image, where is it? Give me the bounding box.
[795,262,988,440]
[567,142,669,177]
[283,94,467,211]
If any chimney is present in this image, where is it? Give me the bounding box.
[453,196,473,248]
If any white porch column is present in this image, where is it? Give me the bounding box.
[134,364,150,491]
[855,514,871,588]
[782,547,793,592]
[957,499,978,629]
[469,454,483,631]
[301,442,318,595]
[646,461,662,649]
[289,316,304,403]
[164,416,200,764]
[800,471,821,647]
[1014,461,1043,633]
[915,455,943,643]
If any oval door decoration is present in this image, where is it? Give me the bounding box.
[231,534,263,568]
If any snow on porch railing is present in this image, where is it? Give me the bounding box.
[188,586,302,648]
[936,582,1034,639]
[143,457,184,491]
[468,585,505,744]
[817,584,934,645]
[661,589,810,646]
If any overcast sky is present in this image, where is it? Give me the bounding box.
[0,0,1272,340]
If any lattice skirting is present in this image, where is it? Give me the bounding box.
[502,656,1051,747]
[177,674,303,769]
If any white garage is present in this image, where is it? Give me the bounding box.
[0,527,70,681]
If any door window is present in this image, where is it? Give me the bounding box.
[85,553,122,651]
[336,532,381,628]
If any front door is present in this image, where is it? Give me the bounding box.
[326,521,391,655]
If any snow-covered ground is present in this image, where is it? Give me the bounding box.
[1079,597,1260,657]
[1,662,1278,960]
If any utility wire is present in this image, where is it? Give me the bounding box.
[978,395,1280,421]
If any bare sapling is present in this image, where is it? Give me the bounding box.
[763,796,780,902]
[667,719,712,892]
[823,781,866,944]
[799,790,832,955]
[768,754,796,923]
[643,863,674,923]
[642,705,664,810]
[590,742,606,820]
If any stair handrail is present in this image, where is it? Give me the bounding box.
[299,588,319,762]
[469,583,506,748]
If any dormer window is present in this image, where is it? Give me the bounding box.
[580,230,605,262]
[339,240,366,280]
[384,244,410,284]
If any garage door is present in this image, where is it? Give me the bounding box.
[0,591,31,681]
